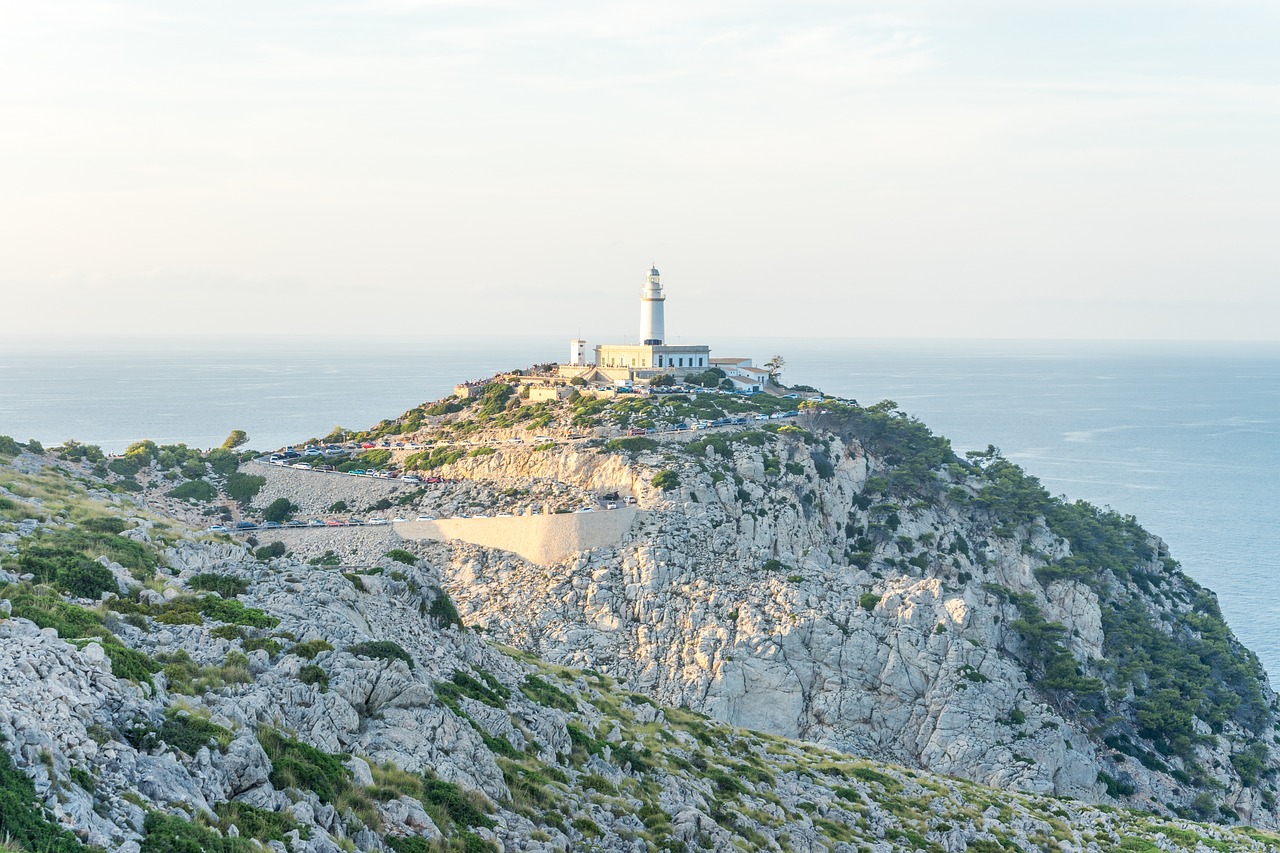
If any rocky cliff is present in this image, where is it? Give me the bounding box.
[263,393,1280,829]
[9,447,1279,852]
[3,381,1278,851]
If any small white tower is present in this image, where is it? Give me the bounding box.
[569,339,587,366]
[640,265,665,345]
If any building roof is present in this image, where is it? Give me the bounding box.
[649,266,660,276]
[711,357,750,365]
[740,366,770,376]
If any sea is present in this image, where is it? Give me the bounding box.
[2,336,1277,679]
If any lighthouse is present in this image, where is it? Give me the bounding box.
[640,266,665,345]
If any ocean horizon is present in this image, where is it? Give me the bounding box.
[3,336,1277,679]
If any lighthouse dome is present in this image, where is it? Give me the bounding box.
[649,266,660,277]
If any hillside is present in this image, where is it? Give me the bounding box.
[1,378,1278,851]
[236,384,1280,828]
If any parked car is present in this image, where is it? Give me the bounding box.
[206,525,229,532]
[234,521,257,530]
[368,518,388,526]
[325,519,343,526]
[309,519,326,526]
[416,515,436,521]
[263,521,282,529]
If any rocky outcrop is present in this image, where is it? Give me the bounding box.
[316,414,1280,827]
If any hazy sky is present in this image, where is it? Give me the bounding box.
[2,1,1277,341]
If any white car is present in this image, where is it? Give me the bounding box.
[206,525,229,532]
[415,515,437,521]
[368,518,389,526]
[574,507,595,513]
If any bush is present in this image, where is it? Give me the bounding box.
[204,448,240,477]
[427,587,462,629]
[651,470,680,491]
[299,664,329,691]
[520,675,577,712]
[259,730,351,804]
[348,640,414,669]
[141,810,256,853]
[167,479,218,502]
[223,472,266,505]
[254,541,287,561]
[0,741,92,853]
[0,435,23,456]
[199,597,278,628]
[262,498,298,524]
[606,436,658,454]
[55,557,117,599]
[859,593,880,611]
[159,709,233,755]
[291,639,333,659]
[385,549,417,566]
[212,801,302,845]
[188,573,249,598]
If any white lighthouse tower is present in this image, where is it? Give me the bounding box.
[640,265,665,345]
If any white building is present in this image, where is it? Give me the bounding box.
[566,266,711,381]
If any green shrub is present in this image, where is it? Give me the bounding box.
[651,470,680,491]
[348,640,414,669]
[141,810,255,853]
[188,573,249,598]
[0,435,24,456]
[254,541,286,561]
[159,709,233,755]
[436,670,509,709]
[427,587,462,629]
[520,675,577,712]
[166,479,217,502]
[385,549,416,566]
[421,778,495,830]
[259,730,351,804]
[299,664,329,691]
[0,741,94,853]
[859,593,880,611]
[262,498,298,524]
[223,472,266,505]
[291,639,333,660]
[204,448,240,477]
[212,801,302,845]
[55,558,117,599]
[206,597,277,628]
[606,436,658,454]
[210,624,244,641]
[81,516,127,535]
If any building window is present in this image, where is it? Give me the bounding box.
[678,358,683,367]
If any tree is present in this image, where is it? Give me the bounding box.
[764,355,785,385]
[221,429,249,450]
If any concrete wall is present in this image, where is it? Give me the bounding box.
[395,507,641,565]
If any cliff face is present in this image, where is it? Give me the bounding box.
[385,407,1280,826]
[9,449,1277,853]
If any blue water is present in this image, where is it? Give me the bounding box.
[2,337,1277,677]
